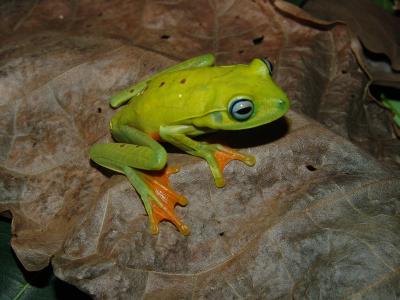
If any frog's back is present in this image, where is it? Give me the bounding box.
[112,66,237,133]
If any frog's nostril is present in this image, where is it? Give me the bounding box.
[276,98,289,111]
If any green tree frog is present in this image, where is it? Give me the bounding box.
[90,54,289,235]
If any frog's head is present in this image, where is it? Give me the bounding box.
[192,58,289,130]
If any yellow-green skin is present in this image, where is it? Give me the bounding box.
[111,57,288,135]
[89,54,289,235]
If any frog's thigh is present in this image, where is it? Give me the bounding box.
[90,125,167,172]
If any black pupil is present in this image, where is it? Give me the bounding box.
[237,106,252,115]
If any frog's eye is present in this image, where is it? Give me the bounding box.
[229,99,254,121]
[261,57,273,75]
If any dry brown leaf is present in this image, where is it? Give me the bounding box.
[273,1,400,124]
[297,0,400,139]
[302,0,400,71]
[0,0,399,299]
[273,0,400,169]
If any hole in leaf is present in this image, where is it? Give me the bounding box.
[97,107,102,113]
[219,232,225,236]
[306,165,317,171]
[160,34,170,39]
[252,35,264,45]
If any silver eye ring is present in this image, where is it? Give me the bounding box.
[229,98,254,121]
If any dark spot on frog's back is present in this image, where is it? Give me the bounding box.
[159,82,165,87]
[180,78,186,84]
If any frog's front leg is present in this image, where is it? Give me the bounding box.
[89,125,189,235]
[160,125,256,187]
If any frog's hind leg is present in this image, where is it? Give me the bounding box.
[123,166,189,235]
[89,125,190,235]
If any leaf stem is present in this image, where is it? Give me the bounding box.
[13,283,30,300]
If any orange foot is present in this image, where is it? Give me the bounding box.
[140,166,190,235]
[215,145,255,172]
[206,144,256,187]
